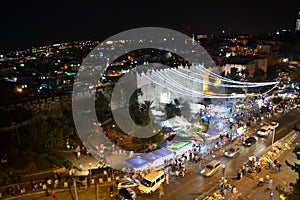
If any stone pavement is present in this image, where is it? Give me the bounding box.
[221,133,300,200]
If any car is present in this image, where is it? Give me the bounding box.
[200,160,222,177]
[274,107,284,114]
[243,136,258,146]
[138,170,165,194]
[117,178,141,189]
[91,166,113,175]
[224,147,240,158]
[269,121,279,129]
[256,126,273,137]
[119,188,136,200]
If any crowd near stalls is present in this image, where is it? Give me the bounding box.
[123,141,193,174]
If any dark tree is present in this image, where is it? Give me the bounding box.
[253,68,266,81]
[276,144,300,200]
[28,116,74,148]
[164,103,177,119]
[95,91,111,122]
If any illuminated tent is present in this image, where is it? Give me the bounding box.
[124,148,174,172]
[124,156,151,172]
[142,148,173,168]
[141,152,164,168]
[166,140,194,157]
[152,148,174,163]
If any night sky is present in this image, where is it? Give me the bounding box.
[0,0,299,52]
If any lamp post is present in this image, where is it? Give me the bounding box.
[88,163,92,187]
[111,158,114,180]
[222,164,226,177]
[271,128,275,148]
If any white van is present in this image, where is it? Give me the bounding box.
[138,170,165,194]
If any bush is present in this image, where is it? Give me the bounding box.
[34,154,52,170]
[7,147,20,158]
[11,153,30,169]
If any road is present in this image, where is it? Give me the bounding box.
[134,108,300,200]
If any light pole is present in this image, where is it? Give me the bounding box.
[271,128,275,148]
[222,164,226,177]
[89,162,92,181]
[111,158,114,180]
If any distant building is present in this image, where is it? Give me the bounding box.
[296,12,300,31]
[217,56,268,79]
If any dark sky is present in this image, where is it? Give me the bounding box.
[0,0,299,52]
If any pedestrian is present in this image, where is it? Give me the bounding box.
[77,151,81,160]
[265,174,270,183]
[159,184,165,198]
[267,179,273,190]
[277,162,282,172]
[257,177,264,186]
[51,190,57,199]
[237,170,242,180]
[45,190,50,197]
[269,190,274,200]
[79,163,83,172]
[66,142,70,151]
[165,173,169,184]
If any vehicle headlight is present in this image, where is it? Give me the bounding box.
[200,169,205,174]
[224,152,228,155]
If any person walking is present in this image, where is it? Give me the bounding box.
[269,190,274,200]
[159,184,165,198]
[181,169,185,177]
[265,174,270,183]
[165,173,169,185]
[267,179,273,190]
[79,163,83,172]
[257,177,264,186]
[51,190,57,199]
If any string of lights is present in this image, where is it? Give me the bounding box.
[139,65,278,98]
[178,65,279,86]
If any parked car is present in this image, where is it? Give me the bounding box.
[224,147,240,158]
[117,178,141,189]
[243,136,258,146]
[119,188,136,200]
[91,166,113,175]
[269,121,279,129]
[200,160,222,177]
[257,126,273,137]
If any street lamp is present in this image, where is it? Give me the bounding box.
[88,163,92,186]
[222,164,226,177]
[271,128,275,148]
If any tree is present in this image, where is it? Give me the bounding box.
[181,101,191,121]
[272,96,283,105]
[253,68,266,82]
[129,88,143,125]
[95,91,111,122]
[228,67,240,81]
[164,103,177,119]
[131,132,165,146]
[28,116,74,148]
[290,67,300,85]
[141,100,153,112]
[276,144,300,200]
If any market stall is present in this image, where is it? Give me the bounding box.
[124,156,151,173]
[166,140,194,158]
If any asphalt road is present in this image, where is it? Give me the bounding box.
[134,108,300,200]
